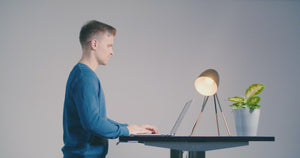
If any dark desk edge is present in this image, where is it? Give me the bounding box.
[119,136,275,143]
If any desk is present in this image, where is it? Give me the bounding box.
[119,136,275,158]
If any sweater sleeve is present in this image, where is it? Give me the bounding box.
[107,118,128,127]
[72,77,129,139]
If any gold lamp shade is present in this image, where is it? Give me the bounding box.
[194,69,219,96]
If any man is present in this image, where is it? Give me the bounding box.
[62,20,158,158]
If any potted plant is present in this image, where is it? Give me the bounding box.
[227,83,265,136]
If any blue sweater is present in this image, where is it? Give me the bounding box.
[62,63,129,158]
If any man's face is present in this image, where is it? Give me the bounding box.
[95,33,114,65]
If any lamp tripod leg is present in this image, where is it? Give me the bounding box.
[215,94,231,136]
[190,112,203,136]
[213,95,220,136]
[221,112,231,136]
[190,96,209,136]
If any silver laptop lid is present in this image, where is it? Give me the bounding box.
[169,99,193,136]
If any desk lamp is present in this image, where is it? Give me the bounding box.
[190,69,231,136]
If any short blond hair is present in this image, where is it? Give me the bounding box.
[79,20,116,48]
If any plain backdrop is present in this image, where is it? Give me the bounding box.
[0,0,299,158]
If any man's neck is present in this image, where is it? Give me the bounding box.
[78,53,98,71]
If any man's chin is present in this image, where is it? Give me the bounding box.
[99,61,109,66]
[101,62,109,66]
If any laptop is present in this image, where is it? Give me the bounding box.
[132,98,193,136]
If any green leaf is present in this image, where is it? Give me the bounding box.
[230,102,247,109]
[249,105,262,109]
[245,83,265,98]
[255,105,262,108]
[230,103,243,109]
[230,104,239,109]
[241,104,249,108]
[247,96,261,105]
[227,96,245,103]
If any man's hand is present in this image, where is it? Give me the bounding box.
[127,124,159,135]
[140,125,159,134]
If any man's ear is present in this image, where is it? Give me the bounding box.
[89,39,97,50]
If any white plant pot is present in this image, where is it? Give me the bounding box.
[234,108,260,136]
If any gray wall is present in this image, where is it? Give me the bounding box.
[1,0,299,157]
